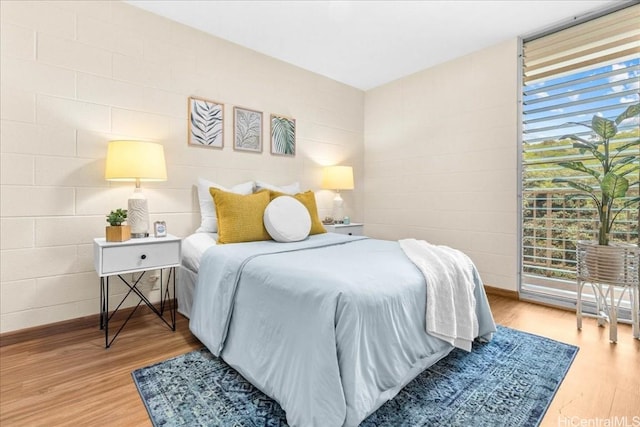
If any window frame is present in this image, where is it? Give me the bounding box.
[517,3,639,318]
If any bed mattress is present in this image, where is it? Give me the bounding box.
[177,232,216,317]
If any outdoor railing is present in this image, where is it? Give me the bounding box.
[522,189,638,282]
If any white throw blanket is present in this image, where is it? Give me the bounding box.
[399,239,479,351]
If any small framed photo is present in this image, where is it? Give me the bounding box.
[154,221,167,238]
[234,107,263,152]
[270,114,296,157]
[188,96,224,149]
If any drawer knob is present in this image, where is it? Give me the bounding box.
[141,254,147,260]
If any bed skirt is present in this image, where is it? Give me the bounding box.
[176,266,197,318]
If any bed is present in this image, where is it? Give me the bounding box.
[179,231,496,427]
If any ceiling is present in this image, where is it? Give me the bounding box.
[126,0,617,91]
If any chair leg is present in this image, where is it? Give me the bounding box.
[596,283,611,328]
[609,285,617,343]
[576,280,583,330]
[595,283,606,327]
[632,285,639,340]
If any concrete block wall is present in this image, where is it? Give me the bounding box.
[364,40,519,291]
[0,0,365,332]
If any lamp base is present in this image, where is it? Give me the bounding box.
[128,188,149,238]
[332,192,344,222]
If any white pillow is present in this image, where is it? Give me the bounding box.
[263,196,311,242]
[255,180,300,195]
[196,178,254,233]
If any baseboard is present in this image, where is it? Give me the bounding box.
[484,285,519,300]
[0,299,177,348]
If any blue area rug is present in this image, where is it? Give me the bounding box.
[132,326,578,426]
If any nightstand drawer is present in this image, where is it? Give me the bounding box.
[99,240,180,275]
[325,223,364,236]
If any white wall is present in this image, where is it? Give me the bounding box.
[0,0,364,332]
[364,40,519,291]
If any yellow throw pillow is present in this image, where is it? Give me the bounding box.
[210,188,271,244]
[270,190,326,235]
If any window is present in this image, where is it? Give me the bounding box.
[520,4,639,305]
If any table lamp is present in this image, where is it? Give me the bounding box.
[105,140,167,238]
[321,165,354,221]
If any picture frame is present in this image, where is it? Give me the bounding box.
[233,107,263,153]
[270,114,296,157]
[188,96,224,149]
[153,221,167,238]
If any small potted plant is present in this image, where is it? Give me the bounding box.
[106,208,130,242]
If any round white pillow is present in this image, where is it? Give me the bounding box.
[263,196,311,242]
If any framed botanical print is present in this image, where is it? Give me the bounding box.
[270,114,295,157]
[233,107,263,152]
[188,96,224,149]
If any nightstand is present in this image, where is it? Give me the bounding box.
[324,223,364,236]
[93,234,181,348]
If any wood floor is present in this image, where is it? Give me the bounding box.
[1,295,638,426]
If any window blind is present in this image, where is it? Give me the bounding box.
[524,5,640,84]
[521,4,639,288]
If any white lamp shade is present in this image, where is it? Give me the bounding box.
[105,140,167,182]
[321,166,354,190]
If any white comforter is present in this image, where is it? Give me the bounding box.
[189,234,496,427]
